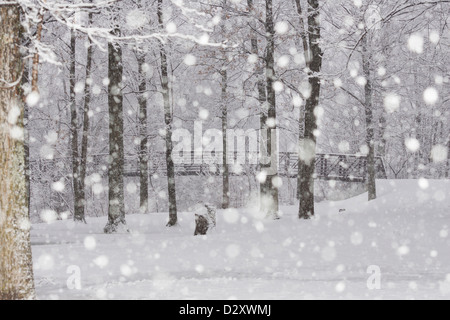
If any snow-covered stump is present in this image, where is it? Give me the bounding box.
[194,204,216,236]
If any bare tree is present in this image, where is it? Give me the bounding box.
[221,0,230,210]
[261,0,280,219]
[69,29,86,222]
[362,33,377,201]
[104,20,127,233]
[221,68,230,209]
[158,0,178,227]
[137,53,149,214]
[294,0,323,219]
[79,8,94,219]
[25,4,44,212]
[246,0,272,215]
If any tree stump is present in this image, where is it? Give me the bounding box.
[194,204,216,236]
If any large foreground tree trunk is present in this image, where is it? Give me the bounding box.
[104,29,127,233]
[0,5,36,300]
[296,0,323,219]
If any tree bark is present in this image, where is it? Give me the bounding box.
[293,0,308,202]
[221,69,230,209]
[137,53,149,214]
[296,0,323,219]
[158,0,178,227]
[446,136,450,179]
[104,27,127,233]
[0,4,36,300]
[31,8,43,94]
[220,0,230,210]
[78,9,94,223]
[262,0,280,219]
[247,0,275,217]
[23,65,31,214]
[69,29,85,223]
[362,34,377,201]
[26,6,44,213]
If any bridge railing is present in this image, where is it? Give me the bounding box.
[29,152,387,182]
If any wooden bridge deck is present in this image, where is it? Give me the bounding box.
[30,152,387,183]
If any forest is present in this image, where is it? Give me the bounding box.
[0,0,449,300]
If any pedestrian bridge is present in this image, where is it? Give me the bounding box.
[30,152,387,183]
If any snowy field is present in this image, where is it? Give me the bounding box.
[31,180,450,300]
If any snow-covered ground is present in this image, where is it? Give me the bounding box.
[31,180,450,300]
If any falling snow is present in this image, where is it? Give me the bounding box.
[1,0,449,302]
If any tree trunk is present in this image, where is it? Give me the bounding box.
[362,35,377,201]
[137,53,149,214]
[446,136,450,179]
[293,0,307,202]
[25,6,44,215]
[0,5,36,300]
[104,28,127,233]
[69,29,85,223]
[23,66,31,213]
[79,10,94,223]
[221,69,230,209]
[158,0,178,227]
[262,0,280,219]
[247,0,270,214]
[31,8,43,94]
[296,113,305,201]
[297,0,323,219]
[377,112,387,157]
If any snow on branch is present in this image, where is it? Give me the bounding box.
[30,0,228,51]
[170,0,207,17]
[0,1,18,5]
[170,0,213,33]
[0,75,22,89]
[383,0,450,23]
[37,0,117,12]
